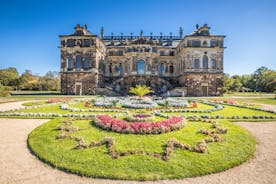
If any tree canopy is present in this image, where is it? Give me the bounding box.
[224,66,276,93]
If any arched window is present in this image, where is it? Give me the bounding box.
[118,63,123,74]
[76,55,82,69]
[68,57,73,69]
[159,63,165,75]
[169,65,174,73]
[137,59,145,74]
[194,59,200,69]
[202,55,208,69]
[211,59,217,69]
[84,57,89,70]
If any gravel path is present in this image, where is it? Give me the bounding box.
[0,101,35,112]
[0,101,275,184]
[260,104,276,113]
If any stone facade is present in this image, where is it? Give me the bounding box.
[60,24,225,96]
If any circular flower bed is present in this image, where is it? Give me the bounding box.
[121,99,158,109]
[95,115,185,134]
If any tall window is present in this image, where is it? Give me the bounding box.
[160,63,165,75]
[169,65,174,73]
[118,63,123,74]
[202,55,208,69]
[137,59,145,74]
[194,59,200,69]
[76,55,82,69]
[160,51,165,56]
[68,57,73,69]
[84,57,89,70]
[211,59,217,69]
[109,63,113,73]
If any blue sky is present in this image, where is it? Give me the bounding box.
[0,0,275,76]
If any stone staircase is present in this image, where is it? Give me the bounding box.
[164,87,187,97]
[95,86,120,96]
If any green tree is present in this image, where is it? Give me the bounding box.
[223,74,233,93]
[0,67,20,89]
[230,75,242,92]
[0,83,11,97]
[250,66,276,92]
[129,85,153,99]
[38,71,60,91]
[19,70,39,90]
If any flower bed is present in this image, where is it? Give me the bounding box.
[94,115,185,134]
[47,98,71,103]
[121,99,158,109]
[155,98,189,107]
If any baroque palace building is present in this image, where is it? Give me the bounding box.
[60,24,225,96]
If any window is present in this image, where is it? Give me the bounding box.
[160,51,165,56]
[203,41,208,46]
[187,40,192,47]
[218,40,224,47]
[210,40,217,47]
[137,59,145,74]
[118,63,123,74]
[127,47,132,52]
[159,63,165,75]
[83,39,90,47]
[118,50,123,56]
[169,65,174,73]
[109,63,113,73]
[202,55,208,69]
[193,40,201,47]
[67,39,75,47]
[170,51,174,56]
[84,57,89,69]
[152,47,158,53]
[211,59,217,69]
[68,57,73,69]
[194,59,200,69]
[76,55,82,69]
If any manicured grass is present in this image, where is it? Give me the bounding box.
[28,118,256,180]
[223,92,274,97]
[243,98,276,105]
[164,104,276,117]
[22,101,48,106]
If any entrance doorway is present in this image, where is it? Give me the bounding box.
[202,86,208,96]
[75,82,82,95]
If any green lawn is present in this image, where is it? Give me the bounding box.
[164,104,276,117]
[1,95,275,181]
[22,101,48,106]
[28,118,256,180]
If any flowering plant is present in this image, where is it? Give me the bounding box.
[47,98,71,103]
[95,115,185,134]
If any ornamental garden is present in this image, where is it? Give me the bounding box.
[0,85,275,180]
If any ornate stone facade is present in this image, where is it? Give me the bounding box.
[60,24,225,96]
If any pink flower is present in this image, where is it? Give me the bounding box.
[96,115,185,134]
